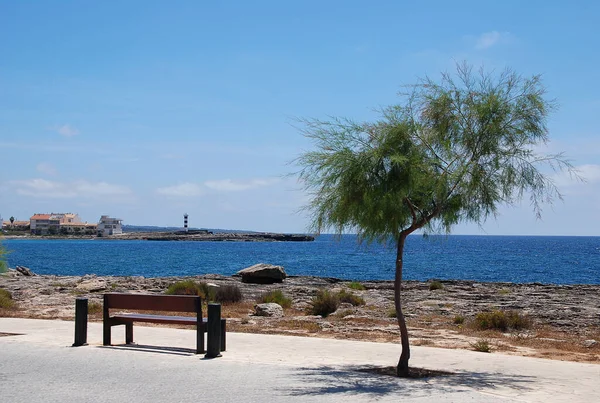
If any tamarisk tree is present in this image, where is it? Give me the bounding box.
[295,63,575,377]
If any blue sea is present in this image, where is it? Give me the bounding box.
[3,235,600,284]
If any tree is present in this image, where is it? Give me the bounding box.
[295,63,575,377]
[9,216,14,227]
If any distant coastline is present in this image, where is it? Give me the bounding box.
[2,231,315,242]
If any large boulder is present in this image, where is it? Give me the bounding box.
[237,263,287,284]
[254,303,284,317]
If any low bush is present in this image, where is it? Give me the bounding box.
[308,289,339,317]
[387,307,397,318]
[257,290,292,309]
[0,288,15,309]
[470,339,492,353]
[214,284,243,304]
[428,280,444,291]
[473,310,531,332]
[165,280,214,301]
[348,281,366,291]
[453,315,465,325]
[337,289,365,306]
[88,301,103,315]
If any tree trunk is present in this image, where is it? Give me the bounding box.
[395,233,410,377]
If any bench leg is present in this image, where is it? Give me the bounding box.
[196,326,205,354]
[125,323,134,344]
[103,321,111,346]
[220,319,226,352]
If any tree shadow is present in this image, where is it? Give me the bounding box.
[281,365,537,399]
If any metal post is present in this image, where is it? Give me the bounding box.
[205,303,222,358]
[73,298,88,347]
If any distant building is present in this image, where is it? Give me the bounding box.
[2,220,30,231]
[97,215,123,236]
[30,213,88,235]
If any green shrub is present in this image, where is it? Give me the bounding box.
[88,301,103,314]
[214,284,243,304]
[348,281,366,291]
[428,280,444,291]
[470,339,492,353]
[387,307,398,318]
[308,289,339,317]
[453,315,465,325]
[0,288,15,309]
[257,290,292,309]
[473,310,531,332]
[337,289,365,306]
[165,280,215,300]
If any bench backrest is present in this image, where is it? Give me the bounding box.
[104,293,202,313]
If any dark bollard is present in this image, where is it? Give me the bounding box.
[73,298,88,347]
[205,303,222,358]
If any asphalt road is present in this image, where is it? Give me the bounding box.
[1,318,598,402]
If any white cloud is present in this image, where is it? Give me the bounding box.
[474,31,512,50]
[53,124,80,137]
[156,183,203,197]
[9,178,132,199]
[155,178,280,198]
[36,162,58,176]
[204,178,280,192]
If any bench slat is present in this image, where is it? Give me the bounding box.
[112,313,206,326]
[104,293,200,312]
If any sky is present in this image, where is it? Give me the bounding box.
[1,1,599,235]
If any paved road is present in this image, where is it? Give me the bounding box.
[1,318,598,402]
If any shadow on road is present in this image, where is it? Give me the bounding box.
[281,365,537,399]
[100,344,197,356]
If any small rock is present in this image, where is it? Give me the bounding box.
[15,266,36,276]
[76,279,107,292]
[583,339,597,348]
[253,303,284,317]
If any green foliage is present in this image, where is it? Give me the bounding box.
[336,289,365,306]
[453,315,465,325]
[387,307,397,318]
[214,284,243,304]
[473,310,531,332]
[308,289,340,317]
[0,288,15,309]
[470,339,492,353]
[296,63,574,242]
[257,290,292,309]
[348,281,366,290]
[88,301,103,314]
[0,239,9,274]
[165,280,214,301]
[428,280,444,291]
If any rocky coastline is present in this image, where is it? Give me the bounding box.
[1,269,599,363]
[3,231,314,242]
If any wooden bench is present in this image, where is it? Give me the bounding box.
[103,293,226,354]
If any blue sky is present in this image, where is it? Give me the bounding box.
[1,1,599,235]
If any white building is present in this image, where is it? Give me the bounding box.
[97,215,123,236]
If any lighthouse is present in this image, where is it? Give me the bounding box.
[184,213,188,233]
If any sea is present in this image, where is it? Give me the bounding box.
[3,235,600,285]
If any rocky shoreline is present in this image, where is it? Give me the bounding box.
[1,270,599,362]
